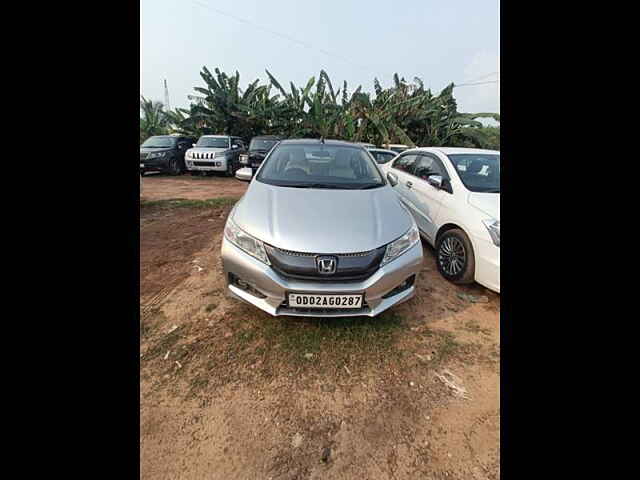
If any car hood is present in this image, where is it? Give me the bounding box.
[467,192,500,220]
[232,181,412,253]
[187,147,229,155]
[140,147,172,154]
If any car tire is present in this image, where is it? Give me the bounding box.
[169,157,181,176]
[226,159,235,177]
[436,228,475,284]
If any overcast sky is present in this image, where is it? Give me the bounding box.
[141,0,499,118]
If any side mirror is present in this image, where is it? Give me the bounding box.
[427,175,443,189]
[192,143,196,147]
[235,167,253,182]
[387,172,398,186]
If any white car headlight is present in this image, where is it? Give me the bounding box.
[482,219,500,247]
[381,220,420,265]
[149,152,167,159]
[224,217,270,265]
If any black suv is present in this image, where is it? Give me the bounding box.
[240,135,283,169]
[140,135,196,176]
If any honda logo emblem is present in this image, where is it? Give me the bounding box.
[316,256,337,275]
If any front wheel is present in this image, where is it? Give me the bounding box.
[168,157,181,175]
[435,228,475,284]
[226,159,236,177]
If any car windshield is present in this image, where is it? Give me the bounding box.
[196,137,230,148]
[257,144,385,189]
[447,154,500,193]
[370,151,396,164]
[141,136,175,148]
[249,139,279,151]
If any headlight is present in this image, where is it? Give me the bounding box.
[240,154,249,164]
[149,152,167,159]
[482,219,500,247]
[224,217,270,265]
[381,220,420,265]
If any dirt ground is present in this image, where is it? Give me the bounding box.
[140,174,500,480]
[141,171,248,201]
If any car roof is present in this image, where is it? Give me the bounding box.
[279,138,365,147]
[252,135,283,139]
[367,148,396,154]
[409,147,500,155]
[200,135,232,138]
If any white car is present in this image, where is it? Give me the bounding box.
[386,147,499,292]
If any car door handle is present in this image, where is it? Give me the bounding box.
[406,181,413,189]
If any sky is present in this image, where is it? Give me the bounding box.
[141,0,499,120]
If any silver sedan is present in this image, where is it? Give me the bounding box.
[221,139,423,317]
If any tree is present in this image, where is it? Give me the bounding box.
[140,96,169,142]
[159,67,499,148]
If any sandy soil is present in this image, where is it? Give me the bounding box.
[140,176,500,480]
[141,172,248,201]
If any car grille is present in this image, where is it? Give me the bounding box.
[192,152,216,160]
[265,245,386,282]
[193,161,221,167]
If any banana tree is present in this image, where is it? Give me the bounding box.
[140,96,169,142]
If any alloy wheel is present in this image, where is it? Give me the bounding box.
[438,236,466,276]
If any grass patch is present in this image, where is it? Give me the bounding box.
[140,197,238,210]
[255,313,406,368]
[421,328,463,363]
[143,325,187,362]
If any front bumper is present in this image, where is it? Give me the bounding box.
[472,235,500,293]
[221,238,423,317]
[140,157,170,171]
[186,158,228,172]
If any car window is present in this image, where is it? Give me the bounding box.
[141,136,176,148]
[257,144,384,189]
[413,154,449,181]
[446,154,500,193]
[370,151,396,164]
[250,138,280,151]
[196,137,230,148]
[392,154,418,173]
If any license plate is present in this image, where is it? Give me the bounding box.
[140,163,145,168]
[288,293,363,309]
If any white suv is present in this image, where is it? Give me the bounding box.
[386,147,500,292]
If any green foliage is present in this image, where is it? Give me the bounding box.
[140,96,169,142]
[141,68,500,150]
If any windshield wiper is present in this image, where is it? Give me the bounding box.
[357,183,384,189]
[484,188,500,193]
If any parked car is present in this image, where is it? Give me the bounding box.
[222,139,423,317]
[239,135,283,170]
[367,148,397,166]
[383,144,410,154]
[386,147,500,292]
[185,135,246,176]
[140,135,196,175]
